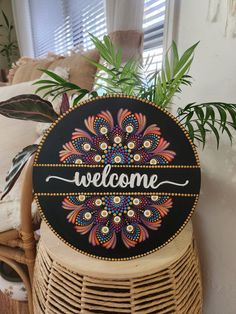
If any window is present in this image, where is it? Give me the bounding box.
[30,0,166,71]
[29,0,106,57]
[143,0,166,72]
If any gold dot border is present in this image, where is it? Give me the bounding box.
[35,194,199,261]
[35,192,198,197]
[33,163,200,169]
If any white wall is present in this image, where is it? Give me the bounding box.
[173,1,236,313]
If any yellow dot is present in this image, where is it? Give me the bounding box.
[126,125,134,133]
[79,195,85,201]
[100,142,107,150]
[150,158,157,165]
[151,195,159,201]
[144,210,152,218]
[95,199,102,206]
[84,212,92,220]
[101,226,109,234]
[133,198,140,205]
[113,196,121,204]
[134,154,141,161]
[127,210,135,217]
[101,210,108,218]
[126,225,134,233]
[75,159,83,164]
[100,127,108,134]
[83,143,91,151]
[114,136,122,144]
[114,216,121,223]
[94,155,102,162]
[144,140,151,148]
[127,142,135,149]
[114,156,122,163]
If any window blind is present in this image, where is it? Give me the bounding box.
[143,0,166,71]
[30,0,166,66]
[29,0,106,57]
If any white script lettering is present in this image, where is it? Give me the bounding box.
[45,164,189,190]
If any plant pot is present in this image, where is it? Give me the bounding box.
[0,261,27,301]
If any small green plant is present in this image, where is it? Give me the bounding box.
[0,10,18,69]
[0,34,236,199]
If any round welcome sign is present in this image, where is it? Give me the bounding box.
[33,96,201,260]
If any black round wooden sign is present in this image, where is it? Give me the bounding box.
[33,96,201,260]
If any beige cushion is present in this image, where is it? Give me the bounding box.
[48,49,99,91]
[0,81,38,190]
[12,59,54,84]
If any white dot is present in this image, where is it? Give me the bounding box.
[75,159,83,164]
[100,127,108,134]
[134,154,141,161]
[144,210,152,218]
[114,216,121,223]
[95,199,102,206]
[151,195,159,201]
[101,226,109,234]
[100,142,107,150]
[113,196,121,204]
[127,142,135,149]
[114,156,122,163]
[150,158,157,165]
[126,225,134,233]
[83,143,91,151]
[84,212,92,220]
[133,198,140,205]
[127,210,135,217]
[79,195,85,201]
[114,136,122,144]
[126,125,134,133]
[94,155,102,162]
[144,140,151,148]
[101,210,108,218]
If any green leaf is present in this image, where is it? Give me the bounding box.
[174,42,199,76]
[1,145,38,200]
[39,69,67,83]
[195,106,205,123]
[2,10,9,28]
[165,54,171,81]
[195,120,206,147]
[73,94,86,106]
[186,122,195,141]
[84,56,115,77]
[172,41,179,73]
[0,94,58,122]
[33,79,59,86]
[206,121,220,148]
[217,106,227,130]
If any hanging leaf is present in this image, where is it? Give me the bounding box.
[1,145,38,200]
[1,10,9,28]
[0,94,58,122]
[177,102,236,148]
[60,93,70,114]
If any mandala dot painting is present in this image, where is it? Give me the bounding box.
[33,95,201,260]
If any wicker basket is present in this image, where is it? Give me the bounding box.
[33,221,202,313]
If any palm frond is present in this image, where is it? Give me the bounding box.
[177,102,236,147]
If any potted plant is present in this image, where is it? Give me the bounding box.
[0,10,18,81]
[0,34,235,199]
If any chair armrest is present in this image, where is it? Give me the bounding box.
[19,154,36,283]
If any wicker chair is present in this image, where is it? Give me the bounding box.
[0,155,36,314]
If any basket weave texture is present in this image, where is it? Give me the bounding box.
[33,223,202,314]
